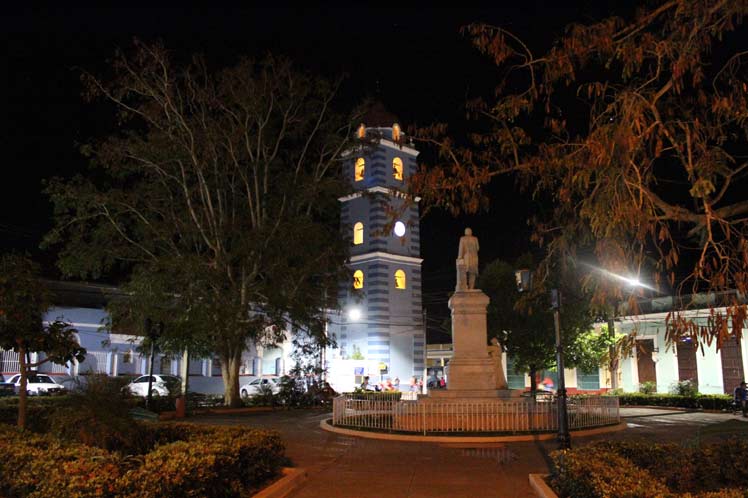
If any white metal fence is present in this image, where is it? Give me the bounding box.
[332,394,619,435]
[1,349,20,374]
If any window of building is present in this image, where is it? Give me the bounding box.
[357,123,366,139]
[122,350,133,364]
[394,269,406,289]
[577,369,600,390]
[353,222,364,245]
[393,157,403,180]
[353,270,364,289]
[392,123,401,141]
[355,158,365,181]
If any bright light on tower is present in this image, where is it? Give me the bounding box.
[348,308,362,321]
[394,221,406,237]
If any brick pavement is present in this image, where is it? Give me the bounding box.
[189,407,747,498]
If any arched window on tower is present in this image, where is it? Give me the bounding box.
[353,222,364,245]
[394,269,406,289]
[392,123,401,142]
[353,270,364,289]
[393,157,403,181]
[357,123,366,139]
[355,158,365,182]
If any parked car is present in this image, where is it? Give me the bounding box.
[0,375,15,397]
[5,373,67,396]
[240,377,280,398]
[124,375,182,397]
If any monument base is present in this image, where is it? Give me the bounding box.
[426,388,521,400]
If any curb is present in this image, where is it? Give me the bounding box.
[320,419,627,443]
[528,474,557,498]
[252,467,307,498]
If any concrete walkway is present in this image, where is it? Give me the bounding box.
[189,408,747,498]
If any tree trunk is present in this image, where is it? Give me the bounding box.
[17,344,28,430]
[221,349,243,408]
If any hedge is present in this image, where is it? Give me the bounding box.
[615,393,733,410]
[550,440,748,497]
[0,422,286,498]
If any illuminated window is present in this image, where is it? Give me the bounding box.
[353,222,364,245]
[394,269,406,289]
[393,157,403,180]
[353,270,364,289]
[357,123,366,138]
[355,158,365,182]
[392,123,401,141]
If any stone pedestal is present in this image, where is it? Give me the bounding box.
[433,289,519,399]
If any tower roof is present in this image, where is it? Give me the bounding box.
[360,101,399,128]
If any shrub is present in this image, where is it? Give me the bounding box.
[549,445,671,498]
[639,380,657,394]
[617,392,733,410]
[550,441,748,497]
[0,422,286,498]
[671,379,699,396]
[343,391,402,401]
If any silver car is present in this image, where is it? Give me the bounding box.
[124,374,181,397]
[240,377,280,398]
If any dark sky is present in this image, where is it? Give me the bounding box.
[4,5,628,341]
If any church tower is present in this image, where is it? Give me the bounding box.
[332,113,424,384]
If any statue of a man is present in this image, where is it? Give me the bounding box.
[457,228,479,289]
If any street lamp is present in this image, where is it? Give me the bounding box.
[144,318,163,411]
[515,269,571,449]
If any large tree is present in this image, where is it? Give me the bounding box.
[0,254,85,428]
[413,1,748,347]
[479,256,601,393]
[44,42,358,406]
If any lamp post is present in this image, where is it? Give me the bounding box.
[515,269,571,449]
[144,318,163,411]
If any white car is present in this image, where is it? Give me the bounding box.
[240,377,280,398]
[6,374,66,396]
[124,374,181,397]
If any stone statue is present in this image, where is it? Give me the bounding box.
[488,337,508,389]
[457,228,479,290]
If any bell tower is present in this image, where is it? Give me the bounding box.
[332,112,425,383]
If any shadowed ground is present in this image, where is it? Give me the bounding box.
[189,407,747,498]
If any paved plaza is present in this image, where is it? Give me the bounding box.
[189,408,747,498]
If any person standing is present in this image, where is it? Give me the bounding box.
[735,381,747,417]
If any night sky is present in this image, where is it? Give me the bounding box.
[4,5,630,341]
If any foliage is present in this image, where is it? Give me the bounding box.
[0,422,286,498]
[343,391,403,401]
[614,392,733,410]
[0,254,85,428]
[43,41,361,407]
[639,380,657,394]
[550,440,748,497]
[48,374,153,454]
[412,1,748,348]
[478,256,597,389]
[671,379,700,396]
[350,344,365,360]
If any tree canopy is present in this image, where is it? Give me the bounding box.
[44,42,359,406]
[0,254,85,427]
[478,256,602,392]
[412,0,748,348]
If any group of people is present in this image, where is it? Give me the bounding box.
[360,376,402,392]
[359,375,429,392]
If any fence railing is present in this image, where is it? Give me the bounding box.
[332,394,619,435]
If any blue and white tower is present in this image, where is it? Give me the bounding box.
[330,115,425,386]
